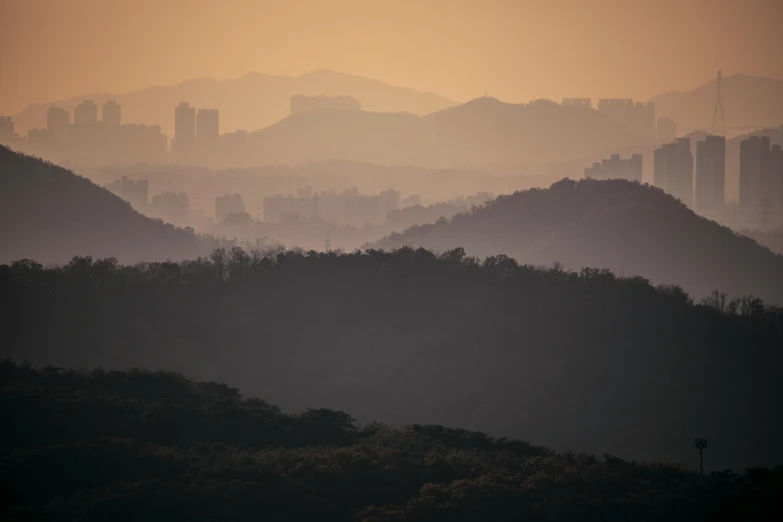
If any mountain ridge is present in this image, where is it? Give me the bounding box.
[0,146,206,264]
[11,69,457,137]
[374,178,783,304]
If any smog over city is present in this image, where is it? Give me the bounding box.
[1,1,782,519]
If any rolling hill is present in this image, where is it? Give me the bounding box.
[3,248,782,471]
[0,146,205,264]
[11,69,456,136]
[227,97,647,168]
[1,361,778,521]
[375,178,783,304]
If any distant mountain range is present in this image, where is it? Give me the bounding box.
[375,178,783,304]
[652,74,783,135]
[0,146,205,265]
[10,69,456,136]
[230,97,645,168]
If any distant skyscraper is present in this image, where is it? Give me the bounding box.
[173,102,196,157]
[73,100,98,126]
[654,138,693,207]
[104,175,149,209]
[694,135,726,212]
[46,106,70,146]
[656,117,676,143]
[584,154,642,182]
[740,136,782,209]
[0,116,13,136]
[0,116,20,148]
[215,193,245,223]
[102,100,121,128]
[196,109,219,142]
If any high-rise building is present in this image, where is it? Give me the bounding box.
[740,136,770,208]
[0,116,21,148]
[215,193,245,223]
[694,135,726,212]
[102,100,121,128]
[104,176,149,209]
[73,100,98,126]
[173,102,196,157]
[740,136,782,209]
[584,154,642,182]
[656,116,676,143]
[196,109,219,141]
[46,106,70,145]
[0,116,13,136]
[151,192,190,223]
[654,138,693,207]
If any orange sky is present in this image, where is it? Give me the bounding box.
[1,0,782,114]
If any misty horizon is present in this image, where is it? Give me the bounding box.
[2,2,783,520]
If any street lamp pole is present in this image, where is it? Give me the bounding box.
[694,437,708,475]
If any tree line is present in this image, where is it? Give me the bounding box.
[1,361,780,522]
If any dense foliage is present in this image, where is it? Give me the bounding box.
[3,247,782,471]
[2,361,780,522]
[375,178,783,304]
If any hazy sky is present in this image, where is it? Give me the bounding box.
[1,0,782,114]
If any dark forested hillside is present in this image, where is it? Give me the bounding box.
[375,178,783,304]
[1,361,780,522]
[0,146,205,264]
[2,249,781,472]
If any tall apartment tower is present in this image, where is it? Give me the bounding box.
[102,100,121,128]
[73,100,98,126]
[694,135,726,212]
[654,138,694,207]
[46,106,70,146]
[196,109,219,143]
[740,136,782,208]
[173,102,196,157]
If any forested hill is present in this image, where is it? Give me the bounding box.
[0,146,205,264]
[1,361,780,522]
[375,178,783,304]
[3,249,782,471]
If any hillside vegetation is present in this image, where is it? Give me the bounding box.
[3,248,781,471]
[0,146,206,264]
[1,361,780,522]
[376,178,783,304]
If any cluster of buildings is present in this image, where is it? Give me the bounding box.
[262,187,401,227]
[584,154,643,182]
[171,102,220,162]
[0,94,364,166]
[21,101,167,163]
[561,97,657,138]
[585,133,783,216]
[104,176,149,210]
